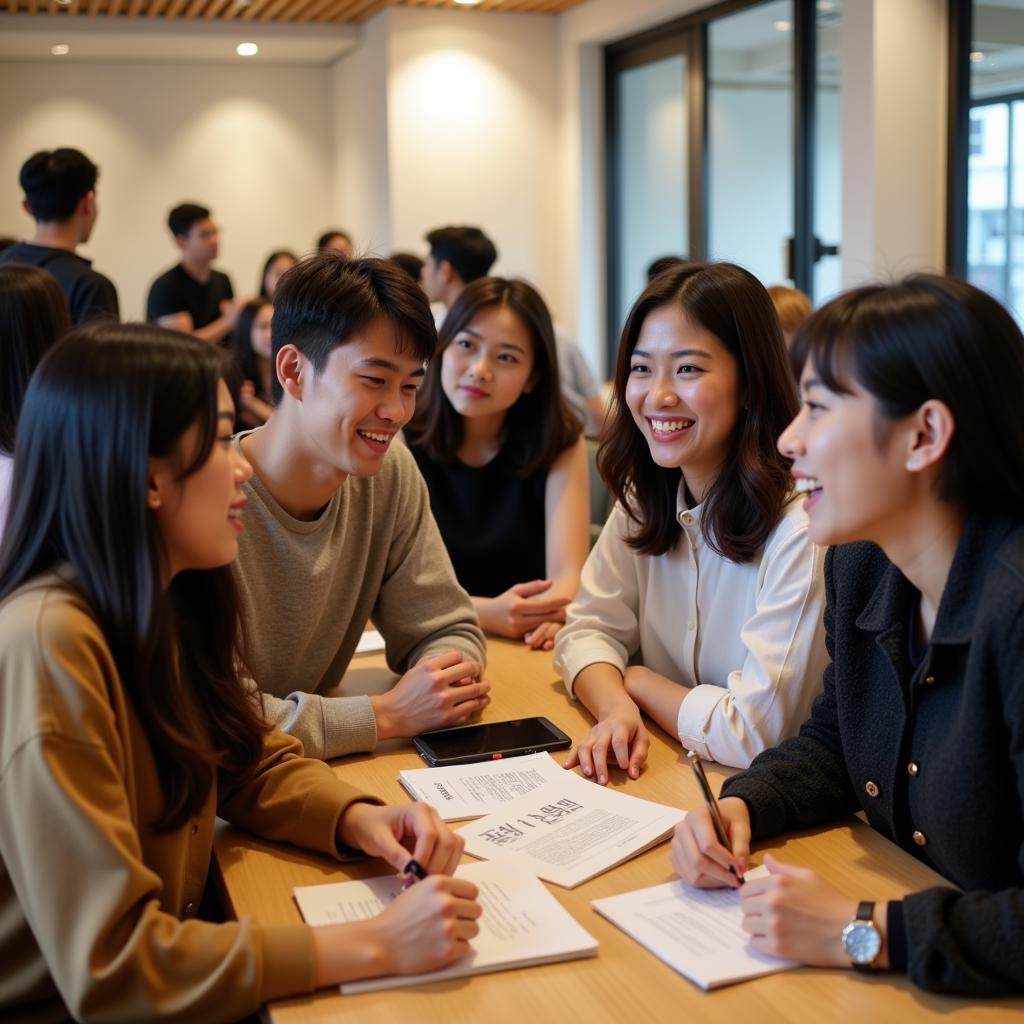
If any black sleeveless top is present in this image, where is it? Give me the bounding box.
[408,443,547,598]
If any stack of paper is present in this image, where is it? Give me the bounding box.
[293,860,598,994]
[398,752,568,821]
[591,866,797,990]
[457,770,685,888]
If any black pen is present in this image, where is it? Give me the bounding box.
[687,750,745,885]
[401,858,427,890]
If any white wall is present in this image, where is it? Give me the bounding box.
[328,13,391,256]
[370,8,560,309]
[841,0,947,285]
[0,61,333,319]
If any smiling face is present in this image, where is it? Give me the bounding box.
[779,362,916,547]
[291,317,425,479]
[440,303,535,423]
[625,303,741,499]
[151,380,252,579]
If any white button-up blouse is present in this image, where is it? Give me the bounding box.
[553,485,828,769]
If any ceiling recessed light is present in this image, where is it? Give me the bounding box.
[453,0,483,5]
[970,50,985,63]
[773,19,791,32]
[816,0,834,10]
[51,44,70,56]
[236,42,259,57]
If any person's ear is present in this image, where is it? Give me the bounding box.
[904,399,955,473]
[276,344,305,401]
[20,198,32,218]
[147,456,173,512]
[78,191,96,219]
[440,260,456,285]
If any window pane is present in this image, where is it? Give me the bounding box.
[967,103,1009,305]
[707,0,794,284]
[969,0,1024,322]
[614,55,688,334]
[814,0,842,303]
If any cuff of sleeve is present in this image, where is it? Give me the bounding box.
[322,695,378,760]
[295,775,384,859]
[257,922,317,1003]
[676,683,727,759]
[555,646,627,699]
[717,776,781,840]
[420,637,486,670]
[886,901,908,974]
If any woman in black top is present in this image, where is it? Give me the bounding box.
[670,275,1024,994]
[405,278,588,650]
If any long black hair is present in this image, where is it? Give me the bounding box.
[599,262,798,561]
[407,277,581,476]
[0,263,71,455]
[0,323,268,830]
[791,274,1024,517]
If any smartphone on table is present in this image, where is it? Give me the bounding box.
[412,717,572,768]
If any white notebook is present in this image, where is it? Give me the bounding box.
[354,629,385,655]
[398,752,569,821]
[458,770,685,888]
[591,866,798,990]
[293,860,598,994]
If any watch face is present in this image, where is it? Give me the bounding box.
[842,921,882,965]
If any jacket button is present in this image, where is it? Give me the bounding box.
[184,901,195,914]
[190,823,199,835]
[864,781,879,798]
[907,762,919,777]
[912,830,928,846]
[681,513,694,525]
[923,675,936,686]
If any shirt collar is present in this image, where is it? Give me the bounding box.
[855,511,1021,644]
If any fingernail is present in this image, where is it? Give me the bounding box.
[598,775,606,784]
[582,766,591,776]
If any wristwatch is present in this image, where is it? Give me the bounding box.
[841,901,882,971]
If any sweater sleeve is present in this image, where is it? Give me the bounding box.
[553,504,642,695]
[217,720,382,854]
[676,514,828,768]
[255,689,378,761]
[719,545,859,837]
[372,445,486,672]
[0,615,317,1023]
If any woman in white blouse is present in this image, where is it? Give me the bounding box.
[555,262,827,778]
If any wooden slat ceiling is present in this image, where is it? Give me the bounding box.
[6,0,588,23]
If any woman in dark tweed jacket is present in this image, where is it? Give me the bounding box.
[670,274,1024,996]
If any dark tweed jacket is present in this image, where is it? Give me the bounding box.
[721,512,1024,996]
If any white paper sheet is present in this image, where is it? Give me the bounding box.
[398,752,569,820]
[354,629,385,655]
[458,770,685,888]
[590,866,797,990]
[293,860,598,994]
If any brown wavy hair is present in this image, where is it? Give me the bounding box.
[598,262,797,561]
[407,277,581,476]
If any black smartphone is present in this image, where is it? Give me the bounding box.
[412,717,572,768]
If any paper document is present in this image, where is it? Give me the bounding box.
[354,629,385,655]
[458,770,684,888]
[591,866,797,990]
[398,752,569,821]
[293,860,598,994]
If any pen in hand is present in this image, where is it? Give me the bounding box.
[401,858,427,890]
[686,750,746,885]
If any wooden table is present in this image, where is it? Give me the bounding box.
[213,639,1024,1023]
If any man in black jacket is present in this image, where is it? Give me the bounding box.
[0,148,119,326]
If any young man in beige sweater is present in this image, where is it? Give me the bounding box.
[232,253,489,760]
